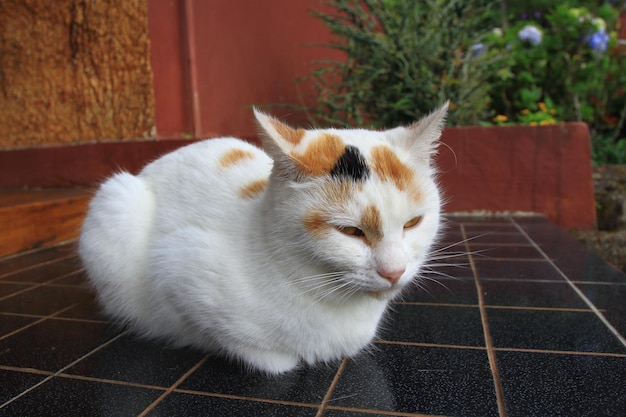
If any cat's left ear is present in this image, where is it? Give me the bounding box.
[389,101,449,163]
[253,108,306,180]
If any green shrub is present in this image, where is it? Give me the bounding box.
[302,0,500,128]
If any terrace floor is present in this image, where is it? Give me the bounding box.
[0,214,624,417]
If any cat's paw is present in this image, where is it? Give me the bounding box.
[242,349,300,375]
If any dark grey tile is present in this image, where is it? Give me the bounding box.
[330,344,498,416]
[0,376,162,417]
[465,232,530,245]
[558,252,626,283]
[0,285,93,316]
[54,298,107,321]
[179,356,338,404]
[487,308,626,354]
[64,334,205,387]
[0,282,33,298]
[0,369,47,404]
[0,244,75,277]
[474,259,564,281]
[422,261,474,280]
[379,304,485,347]
[471,244,544,259]
[0,256,81,283]
[463,222,518,234]
[399,277,478,305]
[324,409,415,417]
[147,392,318,417]
[497,350,626,417]
[0,313,38,336]
[481,280,588,309]
[0,318,122,371]
[576,283,626,335]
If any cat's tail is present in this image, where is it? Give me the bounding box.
[78,171,155,324]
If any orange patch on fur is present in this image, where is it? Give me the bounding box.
[361,205,383,246]
[291,133,345,176]
[371,145,422,201]
[303,211,330,238]
[239,179,268,199]
[219,148,256,169]
[270,119,306,145]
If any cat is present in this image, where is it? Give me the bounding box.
[78,102,448,374]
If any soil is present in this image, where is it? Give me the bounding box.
[569,165,626,273]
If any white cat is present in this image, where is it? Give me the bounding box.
[78,103,448,374]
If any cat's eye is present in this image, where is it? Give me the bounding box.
[403,216,423,230]
[336,226,365,237]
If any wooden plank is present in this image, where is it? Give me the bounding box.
[0,189,92,257]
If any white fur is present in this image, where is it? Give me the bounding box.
[79,105,447,374]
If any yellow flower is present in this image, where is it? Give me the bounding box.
[538,102,547,112]
[520,109,530,116]
[493,114,508,123]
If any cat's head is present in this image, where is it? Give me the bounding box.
[254,104,448,301]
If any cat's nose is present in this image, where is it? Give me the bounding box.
[377,267,405,284]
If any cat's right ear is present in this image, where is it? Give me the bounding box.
[253,109,307,181]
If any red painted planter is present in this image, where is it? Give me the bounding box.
[0,123,596,229]
[437,122,596,229]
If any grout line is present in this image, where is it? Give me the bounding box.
[373,340,487,351]
[0,330,127,410]
[0,304,79,342]
[137,355,209,417]
[0,311,112,325]
[0,282,45,302]
[392,301,479,308]
[484,305,597,313]
[461,224,509,417]
[314,357,349,417]
[324,404,444,417]
[0,266,85,302]
[493,346,626,358]
[0,239,77,263]
[0,252,79,280]
[511,219,626,348]
[57,372,168,391]
[0,365,55,376]
[172,389,320,410]
[391,301,597,313]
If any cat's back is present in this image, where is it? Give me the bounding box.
[139,138,272,228]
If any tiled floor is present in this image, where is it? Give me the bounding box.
[0,214,624,417]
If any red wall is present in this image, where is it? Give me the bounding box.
[147,0,339,139]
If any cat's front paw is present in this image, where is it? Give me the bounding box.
[241,348,300,375]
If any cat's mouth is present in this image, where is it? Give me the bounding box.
[367,286,401,300]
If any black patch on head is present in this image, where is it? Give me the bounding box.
[330,145,370,182]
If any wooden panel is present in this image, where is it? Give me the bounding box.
[438,122,596,229]
[0,189,92,257]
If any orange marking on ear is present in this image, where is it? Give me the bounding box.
[219,148,256,169]
[270,119,306,145]
[371,145,422,201]
[361,205,383,246]
[239,179,268,199]
[291,133,345,176]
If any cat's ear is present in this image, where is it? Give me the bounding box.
[390,101,449,163]
[253,108,306,180]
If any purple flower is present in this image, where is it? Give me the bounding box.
[470,43,487,57]
[518,25,542,45]
[587,29,610,53]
